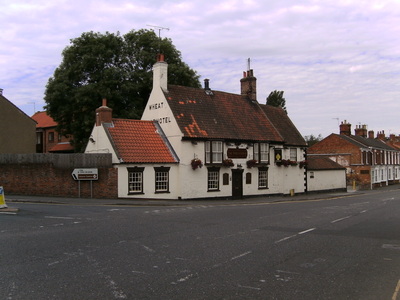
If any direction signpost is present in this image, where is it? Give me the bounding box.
[71,168,98,198]
[72,168,98,181]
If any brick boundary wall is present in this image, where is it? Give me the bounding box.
[0,154,118,199]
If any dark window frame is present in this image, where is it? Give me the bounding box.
[154,166,170,193]
[207,166,220,191]
[258,166,268,189]
[127,167,145,195]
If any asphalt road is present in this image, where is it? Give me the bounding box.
[1,190,400,299]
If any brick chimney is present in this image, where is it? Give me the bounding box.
[96,98,112,126]
[240,69,257,102]
[377,130,386,140]
[152,54,168,91]
[368,130,375,139]
[340,120,351,136]
[355,124,368,137]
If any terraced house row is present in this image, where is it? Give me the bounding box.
[308,120,400,189]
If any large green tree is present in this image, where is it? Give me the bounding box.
[266,90,287,113]
[44,29,201,152]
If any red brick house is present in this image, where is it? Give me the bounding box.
[308,120,400,189]
[31,111,74,153]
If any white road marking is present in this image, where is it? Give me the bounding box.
[238,284,261,290]
[298,228,316,235]
[275,234,297,244]
[45,216,74,219]
[383,244,400,250]
[331,216,351,223]
[177,273,194,282]
[231,251,252,261]
[142,245,155,253]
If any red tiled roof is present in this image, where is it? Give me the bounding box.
[260,105,307,146]
[164,85,284,142]
[31,111,57,128]
[49,142,74,153]
[107,119,178,163]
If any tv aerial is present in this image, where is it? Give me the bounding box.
[147,24,170,39]
[147,25,170,53]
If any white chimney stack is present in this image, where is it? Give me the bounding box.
[152,54,168,91]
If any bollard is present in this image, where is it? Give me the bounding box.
[0,186,8,208]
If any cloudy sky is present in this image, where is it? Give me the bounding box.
[1,0,400,138]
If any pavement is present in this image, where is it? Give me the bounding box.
[1,185,399,210]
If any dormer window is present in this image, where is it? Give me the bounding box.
[205,141,223,164]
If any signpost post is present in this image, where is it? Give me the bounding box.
[71,168,98,198]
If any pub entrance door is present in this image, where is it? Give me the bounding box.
[231,169,244,199]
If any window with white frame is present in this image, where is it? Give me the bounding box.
[207,167,220,191]
[205,141,223,164]
[258,167,268,189]
[254,143,269,163]
[128,167,144,194]
[154,167,170,193]
[290,148,297,161]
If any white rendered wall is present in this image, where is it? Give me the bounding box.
[85,124,120,164]
[117,164,180,199]
[307,169,346,192]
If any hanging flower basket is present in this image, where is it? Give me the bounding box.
[222,159,234,167]
[299,160,308,168]
[246,159,258,168]
[276,159,298,167]
[276,159,290,167]
[191,158,203,170]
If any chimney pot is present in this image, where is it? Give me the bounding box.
[156,54,165,62]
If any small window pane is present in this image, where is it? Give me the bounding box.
[129,172,142,193]
[258,169,268,188]
[290,148,297,161]
[208,170,219,190]
[155,171,168,192]
[260,143,269,162]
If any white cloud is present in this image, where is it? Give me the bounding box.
[1,0,400,137]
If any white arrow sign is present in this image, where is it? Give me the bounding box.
[72,168,98,181]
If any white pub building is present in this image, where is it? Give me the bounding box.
[86,55,308,200]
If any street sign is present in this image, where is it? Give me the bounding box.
[72,168,98,181]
